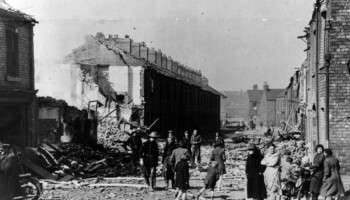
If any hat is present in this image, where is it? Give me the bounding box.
[149,131,159,138]
[247,143,256,150]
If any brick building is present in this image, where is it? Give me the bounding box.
[301,0,350,172]
[42,33,223,139]
[221,90,249,123]
[247,83,286,127]
[247,84,263,123]
[257,83,285,127]
[0,4,38,146]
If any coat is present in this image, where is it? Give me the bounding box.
[175,159,189,190]
[320,156,344,197]
[246,152,267,199]
[190,135,202,147]
[182,137,191,152]
[126,135,142,157]
[204,166,219,189]
[170,147,191,167]
[162,141,177,164]
[309,153,325,194]
[261,152,281,195]
[210,147,226,175]
[140,140,159,167]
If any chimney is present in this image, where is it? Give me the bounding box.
[95,32,105,40]
[253,84,258,90]
[263,82,269,91]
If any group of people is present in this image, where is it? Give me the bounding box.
[127,129,227,200]
[246,143,345,200]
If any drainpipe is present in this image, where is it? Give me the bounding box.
[315,0,321,144]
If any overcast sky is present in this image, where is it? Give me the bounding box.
[8,0,314,91]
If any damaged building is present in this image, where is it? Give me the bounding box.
[0,4,38,146]
[54,33,223,139]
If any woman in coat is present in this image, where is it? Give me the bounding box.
[246,143,267,200]
[309,144,325,200]
[261,143,281,200]
[320,149,344,200]
[210,140,226,190]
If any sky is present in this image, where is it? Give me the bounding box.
[8,0,314,91]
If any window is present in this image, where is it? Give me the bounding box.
[6,24,19,77]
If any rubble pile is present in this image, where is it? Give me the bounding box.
[97,119,132,150]
[27,142,139,183]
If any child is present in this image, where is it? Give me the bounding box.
[196,161,219,200]
[174,155,190,200]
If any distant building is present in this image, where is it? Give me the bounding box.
[247,83,286,127]
[0,4,38,146]
[247,84,263,122]
[221,91,249,123]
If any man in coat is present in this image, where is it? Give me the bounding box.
[170,140,191,189]
[140,132,159,191]
[190,129,202,167]
[309,144,325,200]
[126,129,143,168]
[162,133,177,189]
[182,131,191,154]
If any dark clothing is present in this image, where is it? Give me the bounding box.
[162,141,177,163]
[0,153,20,200]
[190,134,202,165]
[183,137,191,153]
[162,141,177,186]
[141,140,159,167]
[320,156,344,197]
[170,147,191,167]
[210,147,226,175]
[191,145,201,165]
[140,140,159,188]
[246,151,267,199]
[143,166,157,187]
[175,159,190,191]
[204,166,219,190]
[214,137,225,147]
[309,153,325,196]
[126,134,142,164]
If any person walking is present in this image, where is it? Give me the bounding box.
[171,140,191,189]
[126,129,142,167]
[246,143,267,200]
[214,132,224,147]
[320,148,344,200]
[196,161,220,200]
[140,131,159,191]
[210,140,226,190]
[183,131,191,154]
[190,129,202,167]
[174,154,190,200]
[162,133,177,189]
[309,144,325,200]
[261,143,281,200]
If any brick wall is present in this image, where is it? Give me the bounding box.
[326,0,350,173]
[0,20,34,90]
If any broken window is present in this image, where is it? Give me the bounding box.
[6,24,19,77]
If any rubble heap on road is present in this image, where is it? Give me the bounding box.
[26,142,140,182]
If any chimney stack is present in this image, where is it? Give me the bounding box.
[263,82,269,91]
[253,84,258,90]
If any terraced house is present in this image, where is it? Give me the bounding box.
[0,3,38,146]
